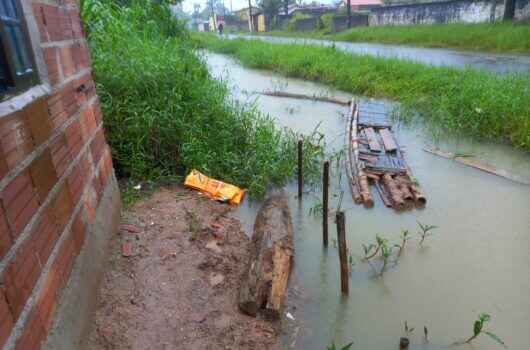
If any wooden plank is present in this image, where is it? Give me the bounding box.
[379,128,398,152]
[364,127,381,152]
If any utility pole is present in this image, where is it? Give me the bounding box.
[209,0,217,31]
[248,0,253,32]
[347,0,352,28]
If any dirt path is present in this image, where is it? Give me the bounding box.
[84,186,280,349]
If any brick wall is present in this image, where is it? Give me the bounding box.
[0,0,116,349]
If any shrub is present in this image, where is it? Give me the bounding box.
[81,0,323,197]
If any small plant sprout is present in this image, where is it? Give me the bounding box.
[463,313,507,348]
[362,234,387,261]
[395,229,412,258]
[327,342,353,350]
[417,221,438,245]
[400,321,414,349]
[379,240,394,276]
[348,253,355,273]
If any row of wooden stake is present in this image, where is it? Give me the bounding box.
[297,141,349,295]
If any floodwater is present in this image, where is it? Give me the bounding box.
[229,34,530,74]
[205,52,530,350]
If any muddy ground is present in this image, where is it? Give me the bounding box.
[84,186,281,349]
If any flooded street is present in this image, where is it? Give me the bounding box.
[230,35,530,74]
[206,51,530,350]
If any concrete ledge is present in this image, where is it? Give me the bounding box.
[42,173,121,350]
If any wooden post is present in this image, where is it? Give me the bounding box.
[297,140,303,199]
[347,0,352,28]
[335,211,349,295]
[322,161,330,246]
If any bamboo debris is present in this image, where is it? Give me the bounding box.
[346,101,426,210]
[424,146,530,186]
[261,90,350,106]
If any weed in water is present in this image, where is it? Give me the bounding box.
[327,342,353,350]
[395,229,412,258]
[379,240,394,276]
[417,222,438,245]
[459,313,507,348]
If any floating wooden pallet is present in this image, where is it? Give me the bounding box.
[345,100,426,210]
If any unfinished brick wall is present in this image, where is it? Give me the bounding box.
[0,0,116,348]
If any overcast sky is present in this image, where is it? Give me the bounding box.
[181,0,335,14]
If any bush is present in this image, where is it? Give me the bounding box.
[81,0,323,197]
[286,12,313,32]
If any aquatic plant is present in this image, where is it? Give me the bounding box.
[417,222,438,245]
[379,240,394,276]
[395,229,412,258]
[362,234,387,261]
[462,313,507,348]
[327,342,353,350]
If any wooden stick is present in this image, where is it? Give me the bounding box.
[423,146,529,185]
[322,161,330,247]
[260,90,350,106]
[298,140,303,199]
[345,101,362,204]
[335,211,349,295]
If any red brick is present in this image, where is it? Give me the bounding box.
[83,189,97,225]
[90,129,105,165]
[64,119,84,156]
[42,47,60,86]
[29,149,58,202]
[71,213,86,253]
[79,104,97,139]
[47,90,68,129]
[14,306,45,350]
[0,148,7,183]
[50,134,72,177]
[0,205,13,259]
[3,209,58,319]
[24,97,53,146]
[0,288,14,348]
[67,164,84,205]
[0,112,35,171]
[59,46,76,79]
[92,101,103,125]
[50,184,73,232]
[1,171,39,237]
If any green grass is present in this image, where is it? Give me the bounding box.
[81,0,323,198]
[255,22,530,54]
[194,34,530,151]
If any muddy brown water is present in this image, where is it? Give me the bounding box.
[205,52,530,350]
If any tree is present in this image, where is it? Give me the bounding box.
[503,0,515,20]
[257,0,283,28]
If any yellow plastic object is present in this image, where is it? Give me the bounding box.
[184,169,245,205]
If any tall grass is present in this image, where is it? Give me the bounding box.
[258,22,530,54]
[81,0,323,197]
[195,34,530,151]
[333,22,530,54]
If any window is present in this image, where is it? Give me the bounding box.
[0,0,38,98]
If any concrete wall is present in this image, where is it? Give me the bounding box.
[0,0,120,349]
[370,0,530,25]
[331,14,370,32]
[292,17,319,31]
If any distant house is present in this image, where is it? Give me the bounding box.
[233,6,263,31]
[341,0,383,11]
[279,3,338,17]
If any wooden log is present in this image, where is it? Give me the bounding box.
[379,128,398,152]
[346,101,362,204]
[410,183,426,206]
[298,140,303,199]
[335,211,349,295]
[382,174,405,209]
[358,172,374,208]
[375,180,393,208]
[239,191,294,319]
[322,161,330,247]
[396,176,414,201]
[424,146,529,186]
[363,127,382,152]
[260,90,350,106]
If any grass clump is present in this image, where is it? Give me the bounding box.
[194,34,530,151]
[81,0,323,198]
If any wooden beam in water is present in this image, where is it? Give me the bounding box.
[379,128,398,152]
[364,127,382,152]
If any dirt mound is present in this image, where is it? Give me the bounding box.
[84,186,279,349]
